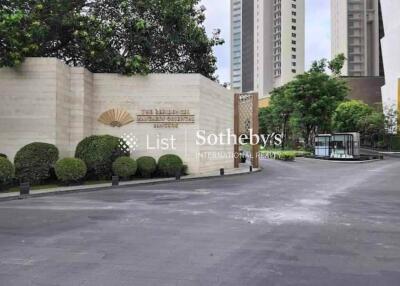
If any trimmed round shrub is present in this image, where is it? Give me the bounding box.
[157,154,183,177]
[137,156,157,178]
[181,164,189,175]
[55,158,87,184]
[75,135,129,179]
[0,157,14,186]
[14,142,59,184]
[112,156,137,179]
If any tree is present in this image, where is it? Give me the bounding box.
[258,85,294,149]
[289,65,348,147]
[259,107,275,136]
[258,54,349,149]
[0,0,223,79]
[328,53,346,76]
[357,111,385,147]
[332,100,374,132]
[332,100,392,148]
[269,85,294,149]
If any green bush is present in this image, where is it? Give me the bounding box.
[265,150,296,161]
[55,158,87,184]
[279,151,296,161]
[157,154,183,177]
[294,151,311,157]
[0,157,14,187]
[181,164,189,175]
[112,156,137,179]
[137,156,157,178]
[0,153,7,159]
[14,142,59,184]
[75,135,129,179]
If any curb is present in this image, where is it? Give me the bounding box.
[0,168,261,202]
[299,157,383,164]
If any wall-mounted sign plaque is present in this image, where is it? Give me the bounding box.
[137,109,195,128]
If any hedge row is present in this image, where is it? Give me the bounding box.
[14,142,59,184]
[111,155,184,179]
[1,135,186,188]
[265,151,296,161]
[0,157,14,188]
[75,135,129,179]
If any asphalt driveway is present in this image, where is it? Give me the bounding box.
[1,158,400,285]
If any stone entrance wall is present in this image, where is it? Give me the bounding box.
[0,58,234,174]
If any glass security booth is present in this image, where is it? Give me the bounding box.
[315,133,360,159]
[315,134,331,157]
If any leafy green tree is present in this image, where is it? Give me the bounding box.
[333,100,392,148]
[357,110,385,147]
[289,63,349,147]
[258,55,349,149]
[332,100,374,132]
[309,59,327,73]
[269,85,294,149]
[0,0,223,78]
[259,107,275,135]
[259,85,295,149]
[328,53,346,76]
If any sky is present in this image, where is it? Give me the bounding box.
[201,0,331,83]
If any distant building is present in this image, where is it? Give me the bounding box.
[230,0,305,105]
[343,76,384,107]
[331,0,384,77]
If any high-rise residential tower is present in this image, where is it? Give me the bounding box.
[331,0,384,77]
[230,0,305,102]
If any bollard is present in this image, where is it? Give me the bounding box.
[112,176,119,186]
[249,166,253,172]
[220,168,225,176]
[175,170,181,180]
[20,182,30,196]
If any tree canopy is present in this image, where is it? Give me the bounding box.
[0,0,223,78]
[259,55,349,149]
[332,100,375,132]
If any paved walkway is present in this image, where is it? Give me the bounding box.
[0,166,257,200]
[0,158,400,285]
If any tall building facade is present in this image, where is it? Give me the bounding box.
[231,0,243,91]
[331,0,384,77]
[230,0,305,99]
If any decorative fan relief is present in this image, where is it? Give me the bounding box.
[98,108,134,127]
